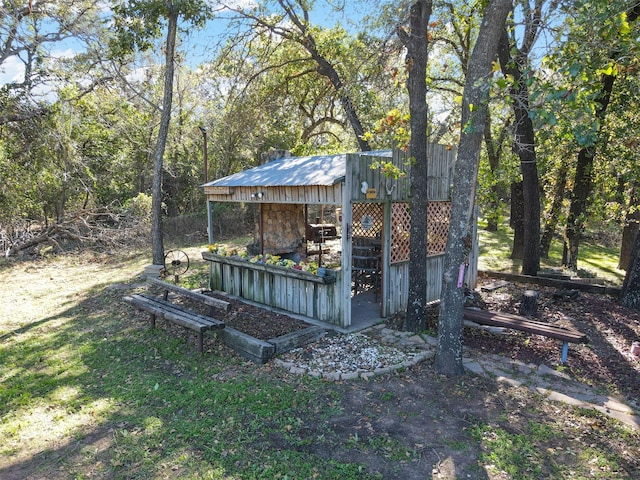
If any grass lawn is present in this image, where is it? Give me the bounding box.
[477,225,626,285]
[0,245,638,479]
[0,251,369,479]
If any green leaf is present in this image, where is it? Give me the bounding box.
[596,62,617,77]
[568,63,582,77]
[620,13,631,35]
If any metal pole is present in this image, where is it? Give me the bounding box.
[198,126,208,183]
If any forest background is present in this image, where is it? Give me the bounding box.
[3,3,640,476]
[1,0,639,292]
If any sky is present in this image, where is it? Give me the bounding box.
[178,0,377,66]
[0,0,376,90]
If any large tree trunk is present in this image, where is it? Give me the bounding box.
[563,142,600,271]
[564,3,640,270]
[398,0,433,332]
[510,182,524,259]
[483,112,509,232]
[619,186,640,270]
[435,0,512,376]
[151,9,177,265]
[540,162,569,258]
[497,29,540,276]
[519,153,541,275]
[620,224,640,309]
[620,219,640,271]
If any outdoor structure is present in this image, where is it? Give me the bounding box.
[201,148,478,330]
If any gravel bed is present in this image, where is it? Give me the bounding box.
[278,332,420,375]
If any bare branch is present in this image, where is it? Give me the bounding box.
[0,107,49,125]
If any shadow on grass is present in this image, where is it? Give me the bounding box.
[1,272,639,479]
[579,256,625,283]
[477,228,625,286]
[0,316,61,341]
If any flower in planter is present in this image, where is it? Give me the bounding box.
[278,259,296,268]
[265,254,276,263]
[300,261,318,275]
[210,248,328,275]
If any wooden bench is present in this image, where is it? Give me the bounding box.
[463,308,588,363]
[147,277,230,316]
[123,278,230,353]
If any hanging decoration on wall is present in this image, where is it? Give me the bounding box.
[361,214,374,231]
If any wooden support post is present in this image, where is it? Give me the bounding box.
[519,289,539,316]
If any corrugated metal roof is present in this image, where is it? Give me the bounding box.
[203,150,392,188]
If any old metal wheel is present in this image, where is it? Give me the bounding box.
[164,250,189,283]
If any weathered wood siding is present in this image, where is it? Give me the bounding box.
[385,255,445,314]
[425,255,446,301]
[203,253,343,324]
[346,146,453,203]
[385,262,409,314]
[426,143,454,201]
[347,150,412,202]
[204,183,342,205]
[346,146,472,321]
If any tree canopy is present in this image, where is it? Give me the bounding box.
[1,0,640,309]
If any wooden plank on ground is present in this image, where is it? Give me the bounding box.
[269,326,326,355]
[463,308,587,343]
[479,270,620,296]
[480,280,511,292]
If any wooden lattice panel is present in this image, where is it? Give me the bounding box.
[352,203,383,238]
[389,201,451,262]
[391,203,411,263]
[427,201,451,255]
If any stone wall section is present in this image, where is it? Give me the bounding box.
[256,203,306,256]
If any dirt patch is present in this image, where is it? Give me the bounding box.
[297,368,506,479]
[168,290,312,340]
[463,277,640,403]
[209,293,311,340]
[190,277,640,403]
[3,255,640,480]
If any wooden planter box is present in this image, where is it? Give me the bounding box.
[202,252,342,324]
[210,325,326,364]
